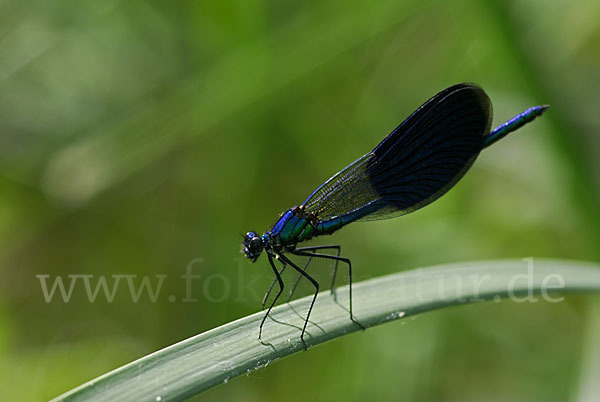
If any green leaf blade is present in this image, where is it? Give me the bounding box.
[53,259,600,402]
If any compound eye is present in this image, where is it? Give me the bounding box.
[250,237,262,249]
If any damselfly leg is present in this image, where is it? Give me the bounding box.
[278,253,319,350]
[259,253,284,342]
[262,261,287,310]
[288,245,342,301]
[292,249,364,331]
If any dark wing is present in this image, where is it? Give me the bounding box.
[301,83,492,222]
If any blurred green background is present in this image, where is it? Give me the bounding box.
[1,0,600,401]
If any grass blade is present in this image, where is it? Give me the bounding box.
[53,259,600,401]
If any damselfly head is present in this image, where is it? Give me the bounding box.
[242,231,263,262]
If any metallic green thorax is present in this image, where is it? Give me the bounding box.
[269,207,364,247]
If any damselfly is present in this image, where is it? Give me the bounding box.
[242,83,549,349]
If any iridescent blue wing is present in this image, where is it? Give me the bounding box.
[301,83,492,222]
